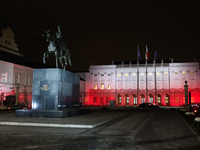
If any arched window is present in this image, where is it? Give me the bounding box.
[133,94,137,105]
[165,94,170,105]
[125,94,129,105]
[157,94,161,105]
[141,94,145,103]
[117,94,121,105]
[149,94,153,103]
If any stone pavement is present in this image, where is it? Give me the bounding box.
[0,110,126,128]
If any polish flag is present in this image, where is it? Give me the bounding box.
[145,45,149,61]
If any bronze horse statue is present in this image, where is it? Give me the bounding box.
[42,27,72,70]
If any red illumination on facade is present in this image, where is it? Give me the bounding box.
[83,89,200,107]
[78,61,200,107]
[11,90,15,96]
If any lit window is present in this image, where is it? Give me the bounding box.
[157,96,161,103]
[141,73,144,76]
[175,72,178,75]
[125,73,128,76]
[25,76,30,86]
[191,97,195,103]
[182,72,186,74]
[101,83,104,89]
[165,96,169,103]
[132,73,136,76]
[134,97,137,105]
[149,73,152,76]
[108,84,111,89]
[2,72,7,83]
[165,72,168,75]
[126,96,129,104]
[183,97,185,103]
[101,74,104,76]
[190,72,194,74]
[119,96,121,104]
[175,97,179,103]
[118,74,121,76]
[94,85,97,90]
[157,73,160,76]
[15,74,20,84]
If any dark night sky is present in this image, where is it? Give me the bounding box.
[0,0,200,72]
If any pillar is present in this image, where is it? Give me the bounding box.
[184,81,189,110]
[15,83,20,105]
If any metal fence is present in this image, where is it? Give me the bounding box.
[0,92,32,106]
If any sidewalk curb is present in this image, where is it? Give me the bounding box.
[0,114,125,129]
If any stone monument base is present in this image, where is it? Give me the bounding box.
[15,108,91,118]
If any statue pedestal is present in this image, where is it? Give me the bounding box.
[15,109,91,118]
[16,68,90,118]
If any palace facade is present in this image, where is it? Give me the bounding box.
[0,25,52,106]
[77,60,200,107]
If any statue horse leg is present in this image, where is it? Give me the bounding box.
[43,51,49,64]
[59,57,65,70]
[66,49,72,66]
[63,56,68,70]
[55,50,58,68]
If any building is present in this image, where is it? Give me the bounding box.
[0,26,22,56]
[0,60,33,105]
[0,25,52,106]
[77,59,200,107]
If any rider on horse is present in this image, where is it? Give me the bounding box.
[56,25,66,57]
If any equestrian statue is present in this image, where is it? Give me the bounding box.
[35,25,72,70]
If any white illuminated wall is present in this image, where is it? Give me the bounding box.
[0,60,33,104]
[76,61,200,106]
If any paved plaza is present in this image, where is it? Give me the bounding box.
[0,109,200,149]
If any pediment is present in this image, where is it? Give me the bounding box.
[1,27,15,36]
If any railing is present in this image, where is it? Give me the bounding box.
[0,92,32,106]
[116,63,169,68]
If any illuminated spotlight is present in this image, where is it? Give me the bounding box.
[32,103,37,109]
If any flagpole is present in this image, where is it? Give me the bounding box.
[146,45,148,103]
[154,51,157,105]
[137,45,139,105]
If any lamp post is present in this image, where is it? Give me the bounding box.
[24,86,28,108]
[184,81,188,110]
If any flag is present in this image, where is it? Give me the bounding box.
[145,45,149,61]
[154,50,158,59]
[154,45,158,59]
[137,46,141,60]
